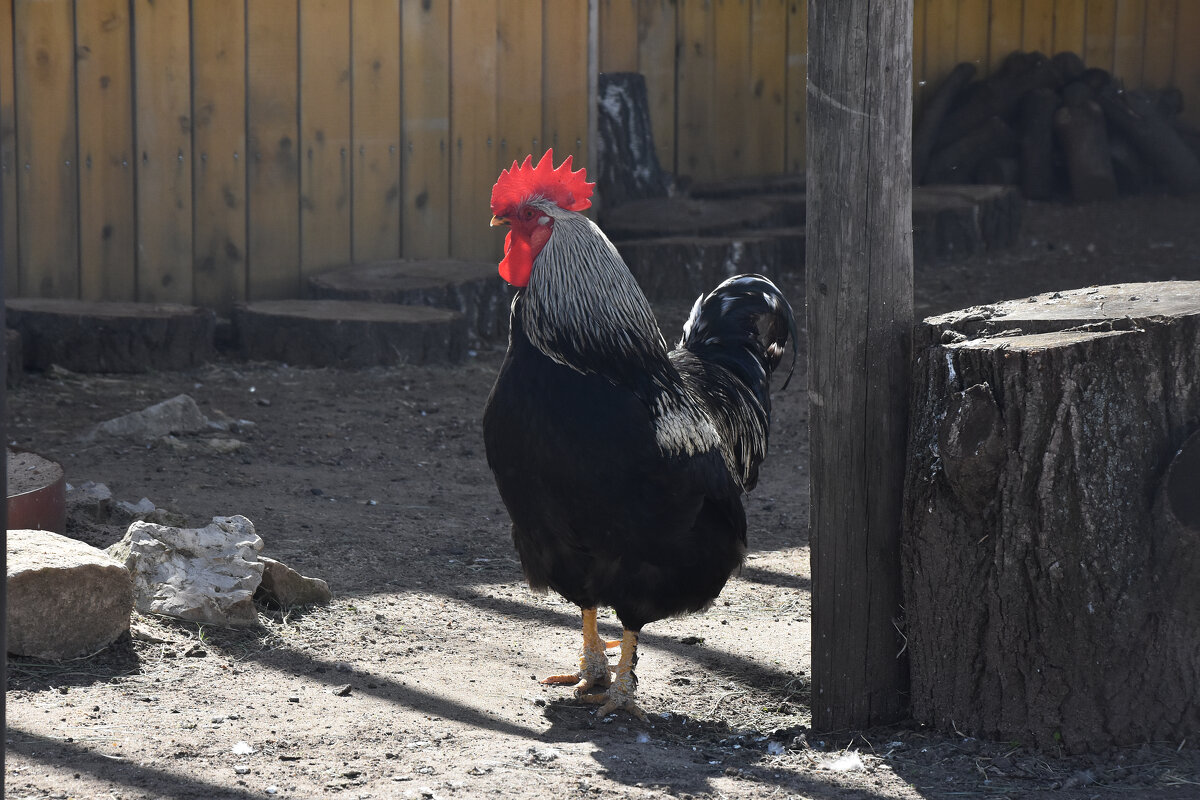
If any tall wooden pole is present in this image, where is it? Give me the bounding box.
[806,0,913,729]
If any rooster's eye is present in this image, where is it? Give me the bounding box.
[520,208,535,221]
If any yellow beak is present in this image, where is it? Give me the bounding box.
[490,215,509,227]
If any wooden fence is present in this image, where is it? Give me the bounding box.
[1,0,1197,308]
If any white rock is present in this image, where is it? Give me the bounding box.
[7,530,133,660]
[107,515,264,627]
[86,394,212,441]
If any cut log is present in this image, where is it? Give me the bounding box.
[925,117,1017,185]
[688,173,806,199]
[1018,88,1060,199]
[307,259,510,344]
[913,62,977,184]
[1049,51,1085,85]
[595,72,672,208]
[233,300,467,367]
[6,299,216,373]
[1053,101,1118,202]
[1097,86,1200,195]
[1109,132,1151,195]
[615,228,804,302]
[911,185,1022,265]
[6,327,22,386]
[936,51,1059,147]
[903,282,1200,752]
[974,156,1018,185]
[600,196,790,241]
[7,449,66,534]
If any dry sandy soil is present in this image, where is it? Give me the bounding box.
[6,195,1200,800]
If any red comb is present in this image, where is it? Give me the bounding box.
[490,149,594,214]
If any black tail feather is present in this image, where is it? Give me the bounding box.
[677,274,798,413]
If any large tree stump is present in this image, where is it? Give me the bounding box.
[902,282,1200,752]
[595,72,672,207]
[6,299,216,373]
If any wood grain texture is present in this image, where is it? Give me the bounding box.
[497,0,543,172]
[636,0,677,172]
[807,0,912,730]
[714,0,751,176]
[133,0,193,303]
[299,0,351,276]
[1113,0,1146,84]
[401,0,450,258]
[747,0,787,176]
[677,0,716,181]
[542,0,590,163]
[1140,0,1177,89]
[0,0,15,295]
[954,0,988,71]
[599,0,639,72]
[191,0,247,311]
[351,0,402,263]
[1053,0,1088,57]
[246,0,300,299]
[449,0,498,260]
[1084,0,1117,72]
[1023,0,1056,55]
[987,0,1021,73]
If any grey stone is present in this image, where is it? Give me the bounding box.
[86,394,212,441]
[7,529,133,660]
[107,515,264,627]
[257,556,332,608]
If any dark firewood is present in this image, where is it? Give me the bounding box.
[936,51,1058,147]
[1050,51,1086,84]
[1080,67,1113,92]
[1053,101,1118,201]
[1097,85,1200,194]
[595,72,672,208]
[1060,80,1095,107]
[904,282,1200,752]
[1018,88,1060,199]
[913,62,977,183]
[1109,132,1151,194]
[1155,86,1184,118]
[925,116,1017,185]
[974,156,1018,185]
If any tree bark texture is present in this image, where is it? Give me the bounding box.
[595,72,672,208]
[902,282,1200,752]
[807,0,913,730]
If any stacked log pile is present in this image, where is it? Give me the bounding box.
[916,51,1200,201]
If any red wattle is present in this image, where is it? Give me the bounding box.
[498,230,534,287]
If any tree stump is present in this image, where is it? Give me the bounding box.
[902,281,1200,752]
[595,72,672,207]
[911,185,1022,266]
[6,299,216,373]
[600,196,790,241]
[233,300,467,367]
[307,259,510,345]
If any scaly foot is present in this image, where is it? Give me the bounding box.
[580,628,647,720]
[539,608,613,692]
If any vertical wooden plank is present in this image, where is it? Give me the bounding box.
[192,0,247,311]
[1053,0,1087,57]
[351,0,401,264]
[923,0,957,86]
[0,0,14,296]
[1140,0,1176,89]
[713,0,750,179]
[747,0,787,176]
[246,0,300,299]
[599,0,639,72]
[542,0,590,167]
[956,0,989,71]
[784,0,806,172]
[76,0,135,302]
[912,0,927,130]
[1112,0,1145,83]
[1023,0,1056,55]
[677,0,716,181]
[449,0,498,260]
[1175,2,1200,126]
[497,0,542,172]
[133,0,193,303]
[1084,0,1117,72]
[637,0,676,173]
[299,0,351,276]
[988,0,1022,74]
[15,0,78,298]
[401,0,450,258]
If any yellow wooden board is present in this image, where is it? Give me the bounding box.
[1053,0,1088,57]
[401,0,450,258]
[542,0,589,166]
[191,0,247,311]
[1113,0,1146,84]
[449,0,498,260]
[913,0,927,124]
[747,0,786,176]
[677,0,716,181]
[714,0,750,177]
[1023,0,1056,55]
[351,0,401,264]
[955,0,988,72]
[15,0,79,298]
[1175,2,1200,126]
[784,0,806,172]
[923,0,958,88]
[636,0,677,173]
[599,0,639,72]
[497,0,543,172]
[1141,0,1177,89]
[299,0,351,277]
[76,0,136,302]
[0,0,19,296]
[246,0,300,299]
[1084,0,1117,71]
[133,0,193,303]
[987,0,1021,73]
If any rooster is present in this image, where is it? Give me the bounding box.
[483,151,796,718]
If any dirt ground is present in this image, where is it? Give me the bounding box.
[6,195,1200,800]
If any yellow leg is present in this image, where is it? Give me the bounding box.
[540,608,613,692]
[580,629,647,720]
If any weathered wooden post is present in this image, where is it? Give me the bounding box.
[807,0,913,729]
